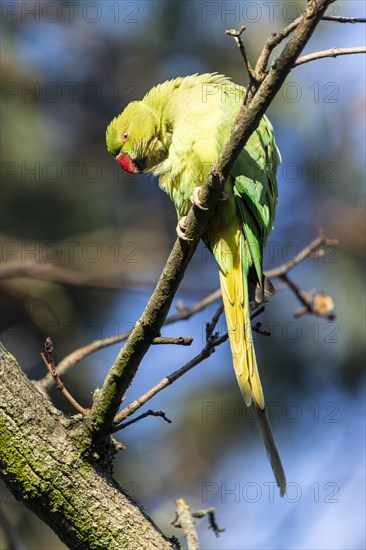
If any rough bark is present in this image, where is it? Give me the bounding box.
[0,343,173,550]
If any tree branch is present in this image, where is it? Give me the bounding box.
[321,15,366,23]
[171,501,224,549]
[265,231,338,278]
[40,337,88,415]
[37,289,221,392]
[114,306,227,424]
[254,15,303,80]
[285,278,335,320]
[295,46,366,66]
[0,343,173,549]
[86,0,336,443]
[152,336,193,346]
[113,409,172,432]
[172,499,199,550]
[225,26,257,82]
[191,508,225,537]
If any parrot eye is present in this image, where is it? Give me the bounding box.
[121,132,130,142]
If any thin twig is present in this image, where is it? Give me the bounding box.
[164,289,222,323]
[114,307,227,424]
[250,305,265,320]
[266,231,337,319]
[112,349,209,424]
[172,499,199,550]
[191,508,225,537]
[113,409,172,432]
[265,231,338,279]
[295,46,366,66]
[252,322,271,337]
[206,304,225,339]
[255,15,303,77]
[152,336,193,346]
[284,276,335,320]
[41,338,88,415]
[37,289,221,391]
[321,16,366,24]
[171,502,224,547]
[225,27,257,82]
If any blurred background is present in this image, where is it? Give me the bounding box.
[1,1,365,548]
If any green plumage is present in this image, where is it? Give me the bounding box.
[106,73,286,495]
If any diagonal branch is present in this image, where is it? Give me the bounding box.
[265,231,338,278]
[114,306,227,424]
[41,338,88,415]
[295,46,366,66]
[37,289,221,392]
[254,15,303,79]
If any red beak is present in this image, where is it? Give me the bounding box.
[116,153,139,174]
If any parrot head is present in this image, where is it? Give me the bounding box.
[106,102,166,174]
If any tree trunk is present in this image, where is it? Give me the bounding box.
[0,343,173,549]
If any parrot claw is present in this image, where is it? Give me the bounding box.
[190,186,209,211]
[176,216,193,241]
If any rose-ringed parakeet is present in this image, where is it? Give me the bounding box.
[106,73,286,496]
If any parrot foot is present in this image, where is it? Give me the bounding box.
[190,186,208,211]
[190,187,227,209]
[176,216,193,241]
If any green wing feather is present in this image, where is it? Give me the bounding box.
[232,116,281,294]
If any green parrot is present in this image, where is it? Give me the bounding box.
[106,73,286,496]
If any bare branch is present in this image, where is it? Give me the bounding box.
[113,351,213,425]
[172,499,199,550]
[295,46,366,66]
[254,15,303,77]
[40,338,88,415]
[284,277,335,320]
[266,231,337,319]
[225,26,257,82]
[265,231,338,279]
[191,508,225,537]
[163,289,222,323]
[152,336,193,346]
[113,409,172,432]
[114,306,227,424]
[172,501,224,548]
[321,15,366,24]
[37,289,221,392]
